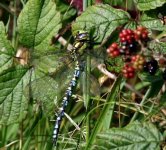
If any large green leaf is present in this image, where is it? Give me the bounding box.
[0,22,14,73]
[92,121,163,150]
[0,66,31,124]
[134,0,166,11]
[140,12,166,31]
[17,0,62,53]
[72,4,130,43]
[149,40,166,54]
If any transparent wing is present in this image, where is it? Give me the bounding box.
[24,52,75,115]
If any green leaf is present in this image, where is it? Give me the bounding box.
[149,41,166,54]
[92,121,163,150]
[72,4,130,43]
[138,72,163,83]
[134,0,166,11]
[0,22,14,73]
[17,0,62,53]
[0,66,31,124]
[56,0,77,22]
[138,72,164,97]
[140,11,166,31]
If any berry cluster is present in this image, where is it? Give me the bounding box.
[107,26,160,79]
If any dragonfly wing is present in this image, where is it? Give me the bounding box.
[25,53,75,115]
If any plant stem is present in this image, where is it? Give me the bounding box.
[130,87,152,122]
[12,0,17,48]
[83,0,92,144]
[85,55,91,142]
[85,76,122,150]
[0,3,14,15]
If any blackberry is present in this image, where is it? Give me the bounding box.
[122,64,135,78]
[162,69,166,80]
[119,29,135,44]
[120,41,139,55]
[131,55,145,70]
[134,26,149,41]
[128,42,139,53]
[107,42,120,57]
[143,59,158,75]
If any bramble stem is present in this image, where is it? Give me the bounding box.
[83,0,92,144]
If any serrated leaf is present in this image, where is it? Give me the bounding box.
[92,121,163,150]
[149,41,166,53]
[140,11,166,31]
[72,4,130,43]
[0,22,14,73]
[134,0,166,11]
[138,72,163,83]
[17,0,62,53]
[0,66,31,124]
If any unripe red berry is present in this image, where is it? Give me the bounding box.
[134,26,148,41]
[131,55,145,70]
[107,42,120,57]
[119,29,135,44]
[122,64,135,78]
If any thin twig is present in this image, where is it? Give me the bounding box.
[97,64,143,98]
[55,34,73,52]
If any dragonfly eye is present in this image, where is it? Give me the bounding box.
[75,31,89,42]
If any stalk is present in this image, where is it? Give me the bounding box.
[83,0,92,144]
[85,76,122,149]
[130,87,152,122]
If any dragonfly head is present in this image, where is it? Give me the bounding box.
[74,30,89,42]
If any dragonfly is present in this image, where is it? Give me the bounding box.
[52,31,89,146]
[26,31,91,148]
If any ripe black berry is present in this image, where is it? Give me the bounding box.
[128,42,139,52]
[120,41,139,55]
[162,69,166,80]
[143,59,158,75]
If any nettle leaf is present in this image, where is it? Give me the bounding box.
[0,66,31,124]
[0,22,14,73]
[72,4,130,43]
[140,12,166,31]
[17,0,62,53]
[134,0,166,11]
[138,72,163,83]
[149,40,166,54]
[92,121,163,150]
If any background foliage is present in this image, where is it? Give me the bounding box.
[0,0,166,149]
